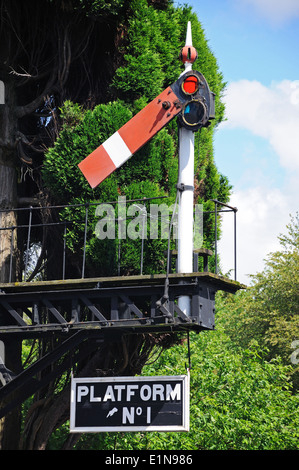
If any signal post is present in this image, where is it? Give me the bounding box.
[176,22,215,315]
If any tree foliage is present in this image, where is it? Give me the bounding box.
[41,0,230,277]
[48,328,299,450]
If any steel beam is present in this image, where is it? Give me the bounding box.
[0,273,243,338]
[0,330,102,419]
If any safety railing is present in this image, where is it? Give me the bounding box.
[0,197,238,283]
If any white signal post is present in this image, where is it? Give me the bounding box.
[177,22,197,316]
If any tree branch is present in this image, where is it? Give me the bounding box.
[15,66,58,119]
[16,131,45,154]
[9,66,38,79]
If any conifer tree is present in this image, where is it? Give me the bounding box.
[42,0,230,278]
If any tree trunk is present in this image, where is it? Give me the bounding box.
[0,168,17,283]
[0,80,22,450]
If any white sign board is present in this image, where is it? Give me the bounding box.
[70,375,189,432]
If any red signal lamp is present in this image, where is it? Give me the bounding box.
[181,75,199,95]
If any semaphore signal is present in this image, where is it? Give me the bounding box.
[78,22,215,317]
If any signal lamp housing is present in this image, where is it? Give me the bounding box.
[181,100,208,129]
[171,70,215,131]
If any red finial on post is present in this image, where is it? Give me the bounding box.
[179,21,198,69]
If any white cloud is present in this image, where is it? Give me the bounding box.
[220,79,299,173]
[218,185,292,285]
[237,0,299,25]
[217,78,299,284]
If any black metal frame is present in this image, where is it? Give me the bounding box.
[0,329,102,418]
[211,199,238,280]
[0,273,241,338]
[0,198,238,282]
[1,196,170,283]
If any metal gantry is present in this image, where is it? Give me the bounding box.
[0,271,243,418]
[0,272,241,338]
[0,197,242,418]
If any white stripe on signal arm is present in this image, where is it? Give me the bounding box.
[102,131,133,169]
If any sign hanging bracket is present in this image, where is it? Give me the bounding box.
[176,183,194,192]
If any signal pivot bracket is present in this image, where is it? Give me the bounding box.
[176,183,194,192]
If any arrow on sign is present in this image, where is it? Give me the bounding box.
[106,407,118,418]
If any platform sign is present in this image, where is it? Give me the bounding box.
[70,375,189,432]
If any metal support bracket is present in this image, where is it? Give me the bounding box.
[176,183,194,192]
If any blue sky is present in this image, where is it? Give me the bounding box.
[177,0,299,284]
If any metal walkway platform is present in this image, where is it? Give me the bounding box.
[0,272,243,339]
